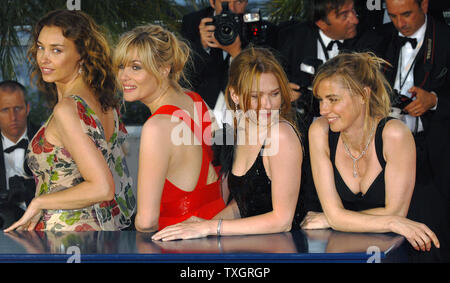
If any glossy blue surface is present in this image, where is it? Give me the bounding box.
[0,229,406,263]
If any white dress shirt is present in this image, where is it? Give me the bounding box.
[2,130,29,210]
[393,16,433,133]
[317,30,342,62]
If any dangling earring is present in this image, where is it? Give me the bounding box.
[78,63,83,75]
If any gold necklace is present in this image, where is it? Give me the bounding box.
[342,124,376,178]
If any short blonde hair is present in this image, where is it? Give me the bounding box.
[113,24,190,91]
[312,52,392,133]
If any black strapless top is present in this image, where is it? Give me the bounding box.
[227,144,303,230]
[329,118,394,211]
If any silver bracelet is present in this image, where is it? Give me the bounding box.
[217,219,223,237]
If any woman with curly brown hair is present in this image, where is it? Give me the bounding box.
[4,10,136,232]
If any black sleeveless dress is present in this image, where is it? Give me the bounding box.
[329,117,450,261]
[328,118,393,211]
[227,138,304,230]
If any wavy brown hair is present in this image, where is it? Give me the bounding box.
[28,9,119,112]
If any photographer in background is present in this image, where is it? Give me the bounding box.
[379,0,450,261]
[275,0,384,221]
[181,0,248,112]
[0,81,38,230]
[181,0,278,124]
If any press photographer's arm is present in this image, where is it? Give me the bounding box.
[403,86,438,117]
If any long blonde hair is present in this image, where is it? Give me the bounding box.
[312,52,392,134]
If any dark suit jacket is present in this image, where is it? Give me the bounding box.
[181,7,230,109]
[381,17,450,131]
[380,16,450,199]
[383,16,450,200]
[0,122,39,204]
[181,7,280,109]
[277,21,385,88]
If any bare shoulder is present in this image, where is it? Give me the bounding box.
[266,121,302,159]
[51,97,81,127]
[53,97,77,116]
[277,121,301,145]
[140,115,177,148]
[309,117,329,139]
[382,118,413,143]
[142,115,172,135]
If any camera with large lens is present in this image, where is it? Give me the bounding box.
[206,3,268,47]
[0,175,35,230]
[207,2,242,46]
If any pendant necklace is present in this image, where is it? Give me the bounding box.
[342,124,376,178]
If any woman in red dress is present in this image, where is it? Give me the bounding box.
[114,24,226,232]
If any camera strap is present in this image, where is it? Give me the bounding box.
[417,18,436,89]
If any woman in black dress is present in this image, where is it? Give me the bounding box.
[152,47,304,241]
[302,52,439,252]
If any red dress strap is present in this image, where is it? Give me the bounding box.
[150,92,225,230]
[149,102,210,189]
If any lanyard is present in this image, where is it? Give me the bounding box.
[397,51,417,95]
[397,48,420,133]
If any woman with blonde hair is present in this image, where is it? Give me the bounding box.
[4,10,136,232]
[152,47,304,241]
[303,52,440,252]
[114,24,226,232]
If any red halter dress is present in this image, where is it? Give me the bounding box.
[151,91,226,230]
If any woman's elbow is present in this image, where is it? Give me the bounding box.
[324,213,344,232]
[271,214,294,233]
[388,205,410,218]
[134,214,158,232]
[280,223,292,232]
[95,176,116,202]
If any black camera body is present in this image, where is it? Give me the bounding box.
[392,89,413,113]
[294,58,324,119]
[206,3,267,46]
[0,175,35,230]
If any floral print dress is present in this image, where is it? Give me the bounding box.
[27,95,136,232]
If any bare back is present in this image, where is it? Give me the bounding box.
[152,91,218,192]
[45,93,115,147]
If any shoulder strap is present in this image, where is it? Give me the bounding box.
[69,95,103,140]
[374,117,396,168]
[150,102,212,189]
[328,129,339,163]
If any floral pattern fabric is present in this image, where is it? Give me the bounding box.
[27,95,136,231]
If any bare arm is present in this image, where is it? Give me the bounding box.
[32,98,116,208]
[4,98,116,231]
[360,120,415,217]
[307,118,439,251]
[134,117,171,232]
[152,122,303,240]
